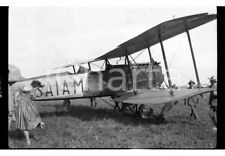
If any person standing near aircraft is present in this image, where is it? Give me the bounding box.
[8,69,16,130]
[187,80,196,89]
[158,84,178,120]
[186,80,199,120]
[8,83,16,130]
[90,97,97,108]
[56,99,71,112]
[56,97,97,112]
[14,82,45,146]
[208,76,217,129]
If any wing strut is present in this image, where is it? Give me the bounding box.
[147,47,156,87]
[185,23,201,87]
[157,27,172,88]
[88,62,91,70]
[147,47,154,63]
[72,65,76,74]
[125,51,137,94]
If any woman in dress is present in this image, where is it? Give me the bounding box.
[15,81,45,146]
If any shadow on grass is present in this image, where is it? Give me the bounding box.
[8,129,25,140]
[39,105,176,126]
[9,129,37,141]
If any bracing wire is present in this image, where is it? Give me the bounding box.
[169,34,185,67]
[164,80,169,88]
[165,63,190,86]
[133,49,146,60]
[92,62,103,69]
[99,97,115,108]
[100,61,105,70]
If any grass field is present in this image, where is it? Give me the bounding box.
[8,93,216,148]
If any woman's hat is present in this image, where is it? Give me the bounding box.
[188,80,195,85]
[31,80,44,88]
[20,85,33,92]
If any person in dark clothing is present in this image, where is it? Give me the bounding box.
[208,76,217,130]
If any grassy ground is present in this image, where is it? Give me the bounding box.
[8,93,216,148]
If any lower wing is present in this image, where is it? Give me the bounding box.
[113,88,214,105]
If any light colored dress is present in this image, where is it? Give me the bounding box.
[9,84,16,129]
[8,84,14,114]
[15,91,42,130]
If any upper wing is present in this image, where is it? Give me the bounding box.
[113,88,214,105]
[95,13,216,61]
[52,59,95,70]
[51,13,216,68]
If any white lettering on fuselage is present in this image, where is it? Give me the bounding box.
[36,74,87,97]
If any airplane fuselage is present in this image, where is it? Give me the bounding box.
[10,63,164,101]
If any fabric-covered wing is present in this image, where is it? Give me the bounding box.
[113,88,214,105]
[53,59,95,70]
[95,13,216,61]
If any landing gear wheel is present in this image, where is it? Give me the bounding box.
[120,103,138,116]
[138,104,154,119]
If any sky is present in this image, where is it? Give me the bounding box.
[9,6,217,86]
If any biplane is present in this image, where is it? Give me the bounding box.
[9,12,216,119]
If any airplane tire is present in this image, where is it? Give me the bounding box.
[138,104,154,119]
[120,103,137,116]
